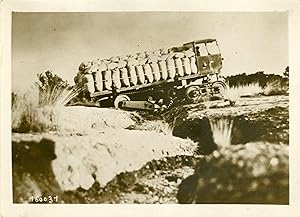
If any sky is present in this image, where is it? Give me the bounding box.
[12,12,288,90]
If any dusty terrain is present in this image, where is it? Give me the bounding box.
[12,95,289,204]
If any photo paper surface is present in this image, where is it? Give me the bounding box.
[1,0,300,217]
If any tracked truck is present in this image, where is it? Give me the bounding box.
[74,39,226,111]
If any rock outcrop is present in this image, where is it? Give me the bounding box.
[56,106,139,133]
[177,142,289,204]
[12,129,197,203]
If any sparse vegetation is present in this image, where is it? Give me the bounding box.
[263,79,288,96]
[224,70,289,105]
[226,70,288,96]
[226,71,287,88]
[224,82,263,104]
[131,120,174,136]
[12,85,57,132]
[37,70,82,106]
[209,118,233,147]
[12,71,81,133]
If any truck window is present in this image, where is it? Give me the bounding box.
[206,41,220,55]
[196,43,208,56]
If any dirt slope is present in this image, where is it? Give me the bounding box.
[12,108,196,203]
[12,95,289,203]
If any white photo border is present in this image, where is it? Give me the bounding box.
[1,0,300,217]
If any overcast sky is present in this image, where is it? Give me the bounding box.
[12,12,288,90]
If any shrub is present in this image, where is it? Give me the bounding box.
[37,70,80,106]
[209,117,233,147]
[12,71,81,133]
[225,70,289,97]
[263,79,288,96]
[224,82,264,105]
[12,85,57,132]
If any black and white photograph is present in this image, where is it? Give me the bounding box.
[1,0,300,217]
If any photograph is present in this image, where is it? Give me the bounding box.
[1,1,299,217]
[10,11,289,204]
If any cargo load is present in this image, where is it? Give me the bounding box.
[75,48,198,92]
[74,39,226,110]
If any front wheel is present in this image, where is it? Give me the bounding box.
[211,81,226,99]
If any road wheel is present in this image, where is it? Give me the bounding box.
[186,85,201,103]
[114,95,130,109]
[211,81,226,98]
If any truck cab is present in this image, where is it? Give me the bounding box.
[183,39,223,76]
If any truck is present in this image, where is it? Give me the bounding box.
[74,38,226,111]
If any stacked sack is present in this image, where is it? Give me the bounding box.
[74,48,198,94]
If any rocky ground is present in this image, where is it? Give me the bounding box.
[12,95,289,204]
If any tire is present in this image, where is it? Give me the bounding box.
[186,85,201,103]
[211,81,226,98]
[114,95,131,109]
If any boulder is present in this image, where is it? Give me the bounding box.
[177,142,289,204]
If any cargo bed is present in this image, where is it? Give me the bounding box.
[90,72,206,98]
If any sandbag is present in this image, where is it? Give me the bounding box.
[190,56,198,74]
[160,48,169,55]
[144,51,153,58]
[112,68,122,89]
[138,52,146,59]
[110,56,119,63]
[136,65,145,84]
[182,57,192,75]
[131,53,139,59]
[161,54,169,61]
[95,70,103,91]
[148,55,160,63]
[102,59,111,65]
[175,52,185,58]
[184,50,195,58]
[107,62,118,70]
[150,62,160,81]
[138,57,147,65]
[158,60,168,80]
[118,59,127,68]
[98,62,108,72]
[174,58,184,77]
[128,66,138,86]
[143,64,153,83]
[119,55,128,60]
[166,58,176,79]
[89,62,98,74]
[120,68,130,87]
[153,50,161,56]
[84,74,95,93]
[127,57,138,66]
[103,70,112,90]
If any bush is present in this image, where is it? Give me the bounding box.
[12,86,57,132]
[224,73,289,105]
[12,71,81,133]
[224,82,264,105]
[37,70,79,106]
[225,70,289,96]
[263,79,288,96]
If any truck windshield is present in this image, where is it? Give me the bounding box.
[206,41,220,55]
[196,43,208,56]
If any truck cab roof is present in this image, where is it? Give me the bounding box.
[184,39,216,46]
